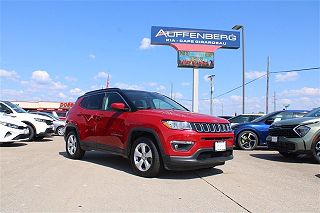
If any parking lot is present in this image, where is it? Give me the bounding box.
[1,136,319,212]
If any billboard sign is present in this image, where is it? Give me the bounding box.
[151,26,240,49]
[178,51,214,69]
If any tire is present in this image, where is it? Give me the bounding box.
[65,131,85,159]
[26,124,35,141]
[237,130,259,150]
[56,126,65,136]
[130,137,162,178]
[279,152,298,158]
[311,138,320,164]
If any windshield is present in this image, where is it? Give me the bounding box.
[123,90,188,111]
[3,101,27,113]
[251,111,279,123]
[304,108,320,117]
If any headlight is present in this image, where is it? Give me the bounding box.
[294,125,311,137]
[34,118,46,123]
[0,121,20,129]
[162,120,192,130]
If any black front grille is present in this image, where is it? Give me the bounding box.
[269,125,299,138]
[191,123,232,133]
[268,141,296,152]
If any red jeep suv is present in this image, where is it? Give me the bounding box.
[64,88,234,177]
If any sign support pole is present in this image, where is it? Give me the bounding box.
[192,68,199,112]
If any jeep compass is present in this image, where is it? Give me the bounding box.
[64,88,233,177]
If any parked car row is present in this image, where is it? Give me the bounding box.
[0,101,66,143]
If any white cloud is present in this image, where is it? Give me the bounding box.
[230,95,242,102]
[172,92,183,99]
[156,85,166,92]
[146,82,158,87]
[275,72,298,82]
[246,71,266,80]
[114,82,144,90]
[139,38,154,50]
[0,89,24,100]
[94,71,111,80]
[181,82,191,86]
[0,69,19,80]
[70,88,85,96]
[89,54,96,59]
[32,70,51,83]
[65,76,77,82]
[52,81,67,90]
[58,92,67,98]
[281,87,320,97]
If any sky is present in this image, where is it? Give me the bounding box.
[1,0,319,116]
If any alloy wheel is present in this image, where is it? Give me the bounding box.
[67,135,77,155]
[133,143,153,172]
[239,131,258,150]
[315,140,320,158]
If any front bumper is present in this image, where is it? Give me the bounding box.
[163,148,233,170]
[266,135,309,154]
[37,127,55,137]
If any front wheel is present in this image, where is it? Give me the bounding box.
[311,139,320,164]
[56,126,65,136]
[65,131,85,159]
[130,137,162,178]
[26,124,35,141]
[237,130,259,150]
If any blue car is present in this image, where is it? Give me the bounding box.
[232,110,308,150]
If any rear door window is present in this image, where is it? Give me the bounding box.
[80,93,105,110]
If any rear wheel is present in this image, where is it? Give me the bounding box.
[130,137,162,178]
[65,131,85,159]
[237,130,259,150]
[311,139,320,164]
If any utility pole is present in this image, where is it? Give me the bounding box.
[208,75,215,115]
[170,83,173,99]
[273,91,276,111]
[266,56,270,114]
[192,68,199,112]
[221,102,224,115]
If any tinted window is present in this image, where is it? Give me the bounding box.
[102,93,126,110]
[3,101,26,113]
[80,93,104,110]
[229,115,251,123]
[123,90,188,111]
[0,103,12,113]
[270,111,293,122]
[304,108,320,117]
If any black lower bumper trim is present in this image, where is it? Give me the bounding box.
[163,148,233,171]
[37,128,54,137]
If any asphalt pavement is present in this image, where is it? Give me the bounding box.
[1,136,319,212]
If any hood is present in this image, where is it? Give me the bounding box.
[10,112,53,121]
[0,115,27,127]
[135,109,229,123]
[272,117,320,127]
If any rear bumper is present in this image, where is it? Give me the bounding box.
[163,148,233,170]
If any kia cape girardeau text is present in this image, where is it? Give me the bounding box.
[64,88,234,177]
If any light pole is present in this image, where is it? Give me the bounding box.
[232,25,245,114]
[207,75,215,115]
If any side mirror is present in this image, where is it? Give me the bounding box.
[5,109,12,114]
[110,103,127,111]
[265,118,275,125]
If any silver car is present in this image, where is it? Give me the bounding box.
[30,112,65,136]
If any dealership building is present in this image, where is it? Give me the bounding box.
[11,101,74,118]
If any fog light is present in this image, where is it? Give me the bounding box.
[171,140,194,152]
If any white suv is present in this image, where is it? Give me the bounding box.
[0,115,29,143]
[0,101,54,141]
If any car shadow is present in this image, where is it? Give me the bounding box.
[59,151,223,179]
[250,153,317,164]
[32,138,53,142]
[0,142,27,147]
